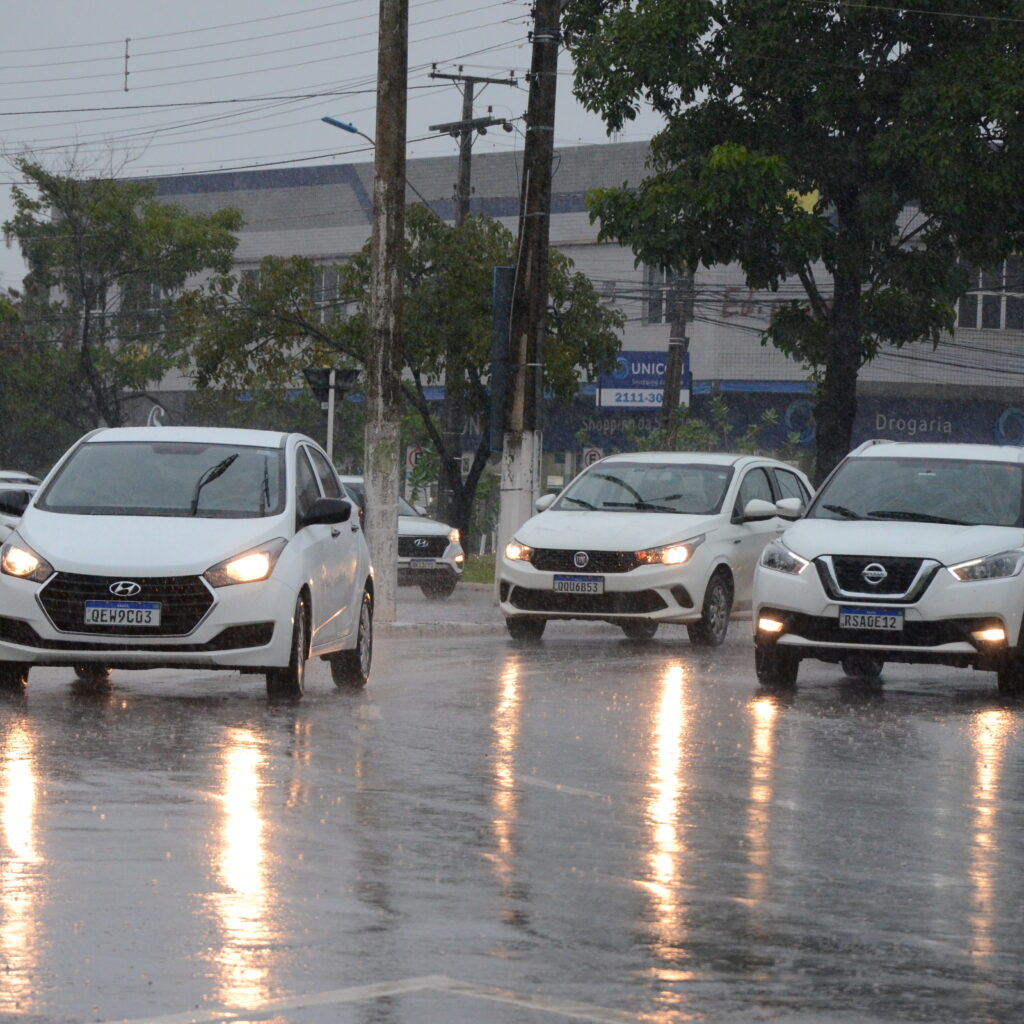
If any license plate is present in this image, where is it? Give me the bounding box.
[553,574,604,595]
[84,601,161,626]
[409,558,437,568]
[839,607,902,631]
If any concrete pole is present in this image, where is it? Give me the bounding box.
[364,0,408,622]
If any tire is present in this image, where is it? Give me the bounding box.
[506,616,546,642]
[0,663,29,690]
[996,654,1024,695]
[841,653,884,680]
[266,595,308,699]
[755,644,799,687]
[621,620,658,641]
[73,664,111,683]
[330,590,373,689]
[420,576,458,600]
[687,572,733,647]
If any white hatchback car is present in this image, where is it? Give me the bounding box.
[0,427,374,697]
[753,440,1024,692]
[499,452,812,642]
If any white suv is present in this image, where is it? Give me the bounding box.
[753,440,1024,693]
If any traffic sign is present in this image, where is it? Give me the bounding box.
[582,446,603,467]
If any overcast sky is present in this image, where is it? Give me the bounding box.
[0,0,663,287]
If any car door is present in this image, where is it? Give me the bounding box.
[728,466,785,607]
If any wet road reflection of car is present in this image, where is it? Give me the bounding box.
[1,620,1021,1024]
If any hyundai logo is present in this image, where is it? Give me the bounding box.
[574,551,590,569]
[862,563,888,586]
[414,538,430,549]
[110,580,142,597]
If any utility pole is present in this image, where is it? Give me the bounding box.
[659,266,695,449]
[497,0,560,555]
[428,67,516,529]
[365,0,408,623]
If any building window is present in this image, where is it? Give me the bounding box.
[644,266,675,325]
[957,257,1024,330]
[312,265,341,325]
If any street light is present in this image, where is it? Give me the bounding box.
[321,116,373,144]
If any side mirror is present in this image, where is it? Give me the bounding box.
[534,492,556,513]
[0,489,32,517]
[301,496,352,527]
[736,497,778,523]
[775,497,804,520]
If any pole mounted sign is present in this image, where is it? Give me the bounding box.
[597,351,691,409]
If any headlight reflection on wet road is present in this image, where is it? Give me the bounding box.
[488,658,522,924]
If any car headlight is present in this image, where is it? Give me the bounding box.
[760,540,810,575]
[504,539,534,562]
[948,551,1024,582]
[448,528,460,545]
[0,540,54,583]
[204,538,287,587]
[636,535,704,566]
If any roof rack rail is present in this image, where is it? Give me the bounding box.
[848,438,898,456]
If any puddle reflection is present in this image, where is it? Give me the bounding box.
[744,696,778,917]
[0,721,41,1013]
[488,659,523,924]
[968,709,1011,964]
[209,726,277,1009]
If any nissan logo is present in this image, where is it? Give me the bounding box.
[574,551,590,569]
[861,563,888,586]
[414,538,430,549]
[110,580,142,597]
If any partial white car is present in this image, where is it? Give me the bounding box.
[0,427,374,697]
[340,476,465,599]
[0,481,38,545]
[753,440,1024,693]
[498,452,812,642]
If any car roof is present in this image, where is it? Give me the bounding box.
[848,440,1024,463]
[80,426,294,447]
[597,452,787,468]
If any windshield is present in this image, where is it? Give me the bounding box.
[554,462,733,514]
[37,441,286,518]
[810,457,1024,527]
[343,481,419,517]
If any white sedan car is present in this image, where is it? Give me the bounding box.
[0,427,374,697]
[499,452,812,643]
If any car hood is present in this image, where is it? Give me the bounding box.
[398,514,453,538]
[13,508,290,576]
[782,518,1024,565]
[513,509,718,551]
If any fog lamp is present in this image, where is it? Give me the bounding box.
[972,627,1007,644]
[757,616,785,634]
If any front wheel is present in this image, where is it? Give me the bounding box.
[506,616,546,642]
[996,653,1024,696]
[687,573,733,647]
[330,590,373,689]
[621,620,658,641]
[420,576,458,600]
[755,644,799,688]
[74,664,111,683]
[267,595,308,699]
[0,663,29,690]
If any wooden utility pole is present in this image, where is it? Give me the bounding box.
[428,68,516,529]
[364,0,408,623]
[659,266,695,449]
[497,0,560,555]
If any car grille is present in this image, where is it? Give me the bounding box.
[398,536,449,557]
[815,555,939,601]
[785,612,982,648]
[39,573,215,636]
[508,586,666,615]
[530,549,640,573]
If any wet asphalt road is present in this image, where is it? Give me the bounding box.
[1,586,1023,1024]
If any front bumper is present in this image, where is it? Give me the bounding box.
[0,572,299,671]
[752,563,1024,670]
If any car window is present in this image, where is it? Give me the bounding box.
[306,446,342,498]
[295,448,323,518]
[37,441,285,518]
[773,468,810,504]
[735,467,774,513]
[554,462,733,514]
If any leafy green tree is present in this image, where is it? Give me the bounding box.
[178,205,624,541]
[3,158,241,431]
[565,0,1024,480]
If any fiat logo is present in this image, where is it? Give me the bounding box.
[862,563,888,586]
[109,581,142,597]
[573,551,589,569]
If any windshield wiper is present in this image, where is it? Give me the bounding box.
[591,472,644,502]
[602,500,679,512]
[561,495,597,510]
[821,503,864,520]
[867,509,967,525]
[190,454,239,516]
[259,456,270,516]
